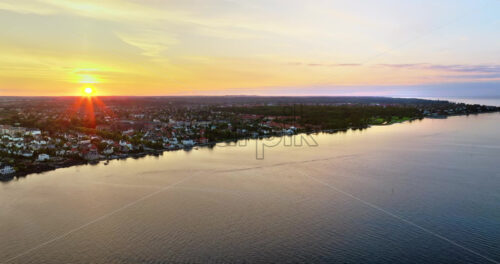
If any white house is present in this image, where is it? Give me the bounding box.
[182,139,194,146]
[119,140,132,149]
[101,139,114,145]
[0,165,15,175]
[22,152,33,157]
[103,147,114,155]
[37,154,50,161]
[28,129,41,136]
[79,140,91,145]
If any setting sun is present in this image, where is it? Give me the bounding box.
[84,87,93,95]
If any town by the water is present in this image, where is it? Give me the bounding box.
[1,96,498,181]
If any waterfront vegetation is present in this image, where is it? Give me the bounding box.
[217,105,423,130]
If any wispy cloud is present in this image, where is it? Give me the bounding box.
[287,62,362,67]
[440,73,500,80]
[377,63,500,81]
[115,30,178,57]
[295,62,500,74]
[377,63,500,74]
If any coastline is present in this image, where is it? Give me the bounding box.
[3,112,496,182]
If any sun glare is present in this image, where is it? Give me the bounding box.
[84,87,93,96]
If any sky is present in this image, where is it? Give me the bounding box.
[0,0,499,97]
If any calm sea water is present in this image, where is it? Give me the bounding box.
[1,113,500,264]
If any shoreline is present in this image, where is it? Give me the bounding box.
[1,112,498,182]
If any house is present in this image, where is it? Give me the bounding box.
[0,165,15,175]
[182,139,194,146]
[101,139,114,145]
[28,129,41,136]
[78,139,91,145]
[68,148,79,156]
[119,140,132,149]
[82,145,99,160]
[122,129,134,136]
[1,126,27,136]
[102,146,114,155]
[0,125,11,134]
[22,152,33,157]
[37,154,50,161]
[119,140,132,152]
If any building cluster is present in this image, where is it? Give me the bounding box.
[0,106,298,176]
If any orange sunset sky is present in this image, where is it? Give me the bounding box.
[0,0,499,96]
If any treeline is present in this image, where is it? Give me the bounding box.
[219,105,423,130]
